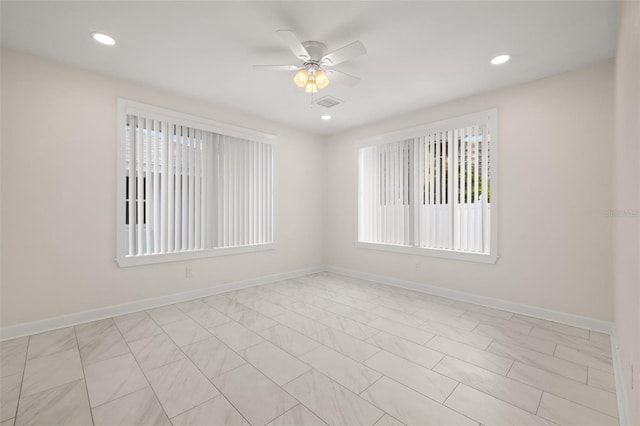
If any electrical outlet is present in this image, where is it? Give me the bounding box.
[185,267,193,278]
[414,262,421,272]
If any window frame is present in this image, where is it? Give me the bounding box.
[116,99,277,267]
[356,109,499,264]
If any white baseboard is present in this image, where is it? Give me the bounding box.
[0,265,325,341]
[326,265,614,334]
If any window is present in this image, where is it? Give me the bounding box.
[357,109,497,263]
[117,99,275,267]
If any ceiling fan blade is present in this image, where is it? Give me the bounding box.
[322,41,366,66]
[276,30,310,61]
[253,65,301,71]
[326,69,361,87]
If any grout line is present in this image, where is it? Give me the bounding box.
[535,391,544,415]
[11,335,31,424]
[110,315,174,424]
[72,328,96,426]
[145,310,254,426]
[441,381,460,405]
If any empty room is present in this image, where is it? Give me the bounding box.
[0,1,638,425]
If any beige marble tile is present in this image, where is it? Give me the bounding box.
[239,341,309,385]
[370,296,421,315]
[203,295,248,315]
[213,363,297,426]
[300,345,381,393]
[182,336,246,379]
[324,303,379,324]
[588,367,616,393]
[26,328,76,360]
[332,295,378,312]
[147,305,189,325]
[554,344,613,373]
[114,311,164,343]
[511,314,590,339]
[242,299,289,318]
[444,384,551,425]
[209,321,264,351]
[1,373,22,421]
[365,351,457,403]
[537,392,618,426]
[84,353,148,407]
[320,315,379,340]
[311,327,380,362]
[21,348,84,397]
[453,301,514,319]
[368,317,433,344]
[412,308,480,331]
[374,414,405,426]
[162,319,212,347]
[474,324,556,355]
[0,338,28,378]
[0,418,13,426]
[462,311,532,334]
[175,299,211,313]
[266,404,326,426]
[260,289,299,307]
[171,395,249,426]
[434,356,541,413]
[426,336,513,375]
[286,302,333,321]
[530,328,611,357]
[370,306,423,327]
[259,324,321,357]
[146,358,219,418]
[419,320,492,350]
[74,318,114,342]
[187,307,232,329]
[273,312,329,337]
[284,370,383,426]
[75,320,130,366]
[229,308,279,332]
[508,362,619,418]
[361,376,476,426]
[366,331,444,369]
[128,332,186,371]
[92,387,171,426]
[589,331,611,346]
[488,341,588,382]
[15,379,92,426]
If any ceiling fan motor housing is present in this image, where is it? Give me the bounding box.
[301,41,328,64]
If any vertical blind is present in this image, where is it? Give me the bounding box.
[124,114,273,258]
[358,114,493,256]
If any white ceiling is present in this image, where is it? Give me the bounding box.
[1,1,620,135]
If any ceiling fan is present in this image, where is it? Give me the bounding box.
[253,30,367,94]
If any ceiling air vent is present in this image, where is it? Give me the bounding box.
[313,96,343,109]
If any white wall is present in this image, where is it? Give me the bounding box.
[613,1,640,423]
[326,61,615,321]
[0,49,327,326]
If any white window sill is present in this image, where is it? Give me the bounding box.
[356,241,498,264]
[116,243,275,267]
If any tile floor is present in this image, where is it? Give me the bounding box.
[0,272,619,426]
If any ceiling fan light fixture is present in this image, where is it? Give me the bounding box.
[305,80,318,94]
[294,69,309,87]
[315,70,330,89]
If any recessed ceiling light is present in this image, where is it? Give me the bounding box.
[321,115,332,121]
[490,54,510,65]
[92,32,116,46]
